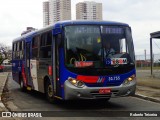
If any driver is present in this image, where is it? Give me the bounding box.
[98,41,115,58]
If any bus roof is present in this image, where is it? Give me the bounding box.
[13,31,37,43]
[13,20,129,43]
[54,20,129,27]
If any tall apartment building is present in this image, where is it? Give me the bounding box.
[43,0,71,27]
[43,1,50,27]
[76,1,102,20]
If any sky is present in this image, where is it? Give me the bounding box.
[0,0,160,55]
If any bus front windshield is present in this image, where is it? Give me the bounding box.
[64,25,135,69]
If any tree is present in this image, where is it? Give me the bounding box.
[0,43,12,65]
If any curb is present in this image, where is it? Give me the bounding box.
[0,72,9,111]
[135,93,160,104]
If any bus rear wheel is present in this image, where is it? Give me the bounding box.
[45,80,55,103]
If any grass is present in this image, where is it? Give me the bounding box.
[137,77,160,89]
[136,66,160,70]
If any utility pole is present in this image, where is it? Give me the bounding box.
[144,49,146,67]
[144,49,146,61]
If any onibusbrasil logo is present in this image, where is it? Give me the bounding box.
[2,112,42,118]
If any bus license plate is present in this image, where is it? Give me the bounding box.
[99,89,111,94]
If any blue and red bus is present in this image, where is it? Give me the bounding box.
[12,20,136,102]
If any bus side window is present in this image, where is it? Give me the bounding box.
[19,41,24,59]
[40,34,46,47]
[32,36,39,59]
[46,32,52,58]
[13,43,16,59]
[22,41,24,59]
[46,32,52,46]
[16,42,20,59]
[40,31,52,58]
[40,33,46,58]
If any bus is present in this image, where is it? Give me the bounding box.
[12,20,136,102]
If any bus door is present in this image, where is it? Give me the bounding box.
[25,42,32,86]
[52,34,62,96]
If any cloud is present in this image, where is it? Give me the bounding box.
[100,0,160,55]
[0,0,44,46]
[103,0,160,22]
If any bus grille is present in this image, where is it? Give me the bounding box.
[90,90,119,98]
[86,83,122,87]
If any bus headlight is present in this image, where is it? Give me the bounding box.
[68,77,85,88]
[123,75,136,85]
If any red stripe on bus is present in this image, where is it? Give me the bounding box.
[21,64,27,86]
[77,75,99,83]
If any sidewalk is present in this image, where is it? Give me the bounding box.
[136,76,160,103]
[0,72,16,120]
[0,72,9,112]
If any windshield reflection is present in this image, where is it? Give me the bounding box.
[64,25,135,68]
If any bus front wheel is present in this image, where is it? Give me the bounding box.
[45,80,54,103]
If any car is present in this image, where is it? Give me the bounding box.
[0,65,4,72]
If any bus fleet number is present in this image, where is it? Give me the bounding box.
[108,76,120,81]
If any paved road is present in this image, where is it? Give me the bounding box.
[4,74,160,120]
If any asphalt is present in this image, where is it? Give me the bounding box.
[0,71,160,112]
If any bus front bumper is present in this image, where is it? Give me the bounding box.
[64,80,136,100]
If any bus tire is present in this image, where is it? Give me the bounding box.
[45,79,54,103]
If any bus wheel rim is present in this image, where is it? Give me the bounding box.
[47,85,53,97]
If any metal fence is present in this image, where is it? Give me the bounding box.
[136,54,160,68]
[136,54,160,77]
